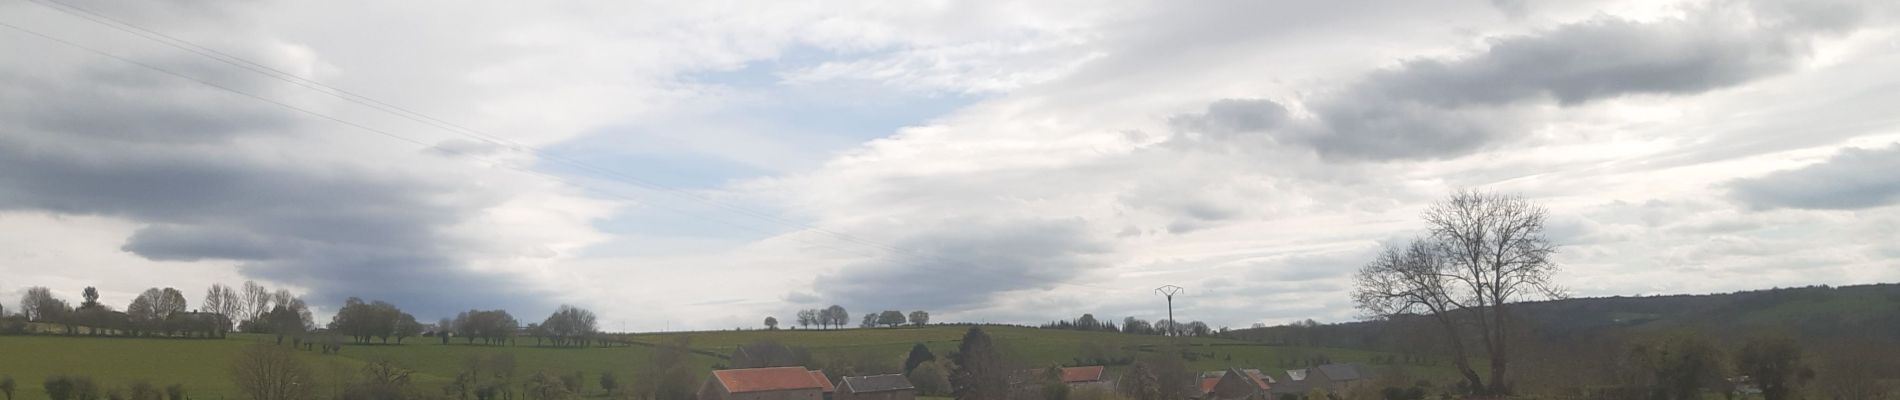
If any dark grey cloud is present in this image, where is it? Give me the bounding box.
[0,64,293,144]
[807,217,1109,311]
[1170,1,1862,161]
[120,224,298,261]
[1728,143,1900,210]
[1355,17,1799,108]
[0,20,556,318]
[0,131,552,318]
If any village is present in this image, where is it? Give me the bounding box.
[699,343,1378,400]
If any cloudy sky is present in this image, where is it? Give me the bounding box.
[2,0,1897,331]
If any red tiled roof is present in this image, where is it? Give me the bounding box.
[811,370,836,393]
[1242,370,1272,390]
[1061,366,1106,383]
[1200,377,1220,394]
[714,367,828,393]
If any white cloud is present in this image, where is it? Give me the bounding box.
[2,0,1898,331]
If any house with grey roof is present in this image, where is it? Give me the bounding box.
[1271,363,1375,397]
[837,374,915,400]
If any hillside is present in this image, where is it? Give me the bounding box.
[1224,283,1900,349]
[0,325,1431,400]
[620,325,1433,377]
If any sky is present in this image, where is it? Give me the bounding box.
[1,0,1898,332]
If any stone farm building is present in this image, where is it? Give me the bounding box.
[837,374,915,400]
[700,367,837,400]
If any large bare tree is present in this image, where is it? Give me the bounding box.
[203,284,243,330]
[241,281,271,323]
[1353,189,1562,395]
[231,343,312,400]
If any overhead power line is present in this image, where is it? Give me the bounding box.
[2,3,1123,292]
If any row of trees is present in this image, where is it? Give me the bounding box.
[8,284,619,351]
[794,305,849,329]
[447,309,520,345]
[774,307,929,330]
[37,375,185,400]
[1037,314,1214,337]
[328,297,424,344]
[857,310,928,328]
[527,305,599,347]
[10,281,317,339]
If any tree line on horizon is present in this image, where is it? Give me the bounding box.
[0,281,613,350]
[1037,313,1216,337]
[782,305,933,330]
[1,281,311,340]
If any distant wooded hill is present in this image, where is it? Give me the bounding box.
[1224,283,1900,350]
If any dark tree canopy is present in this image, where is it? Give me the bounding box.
[453,309,519,345]
[539,305,599,347]
[877,310,906,327]
[905,343,936,374]
[823,305,849,329]
[950,327,1008,400]
[80,287,100,309]
[328,298,422,344]
[1738,334,1810,400]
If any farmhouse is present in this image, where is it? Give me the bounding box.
[1059,366,1111,389]
[699,367,836,400]
[837,374,915,400]
[1271,363,1375,397]
[1197,368,1272,400]
[1008,365,1113,399]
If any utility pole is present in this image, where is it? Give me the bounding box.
[1155,285,1183,337]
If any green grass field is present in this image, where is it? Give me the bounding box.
[620,325,1414,376]
[0,325,1437,400]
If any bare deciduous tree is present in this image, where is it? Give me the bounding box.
[241,281,271,323]
[1353,189,1562,395]
[203,284,243,331]
[796,309,817,329]
[230,343,312,400]
[156,288,188,318]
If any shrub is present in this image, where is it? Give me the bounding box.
[128,381,160,400]
[43,376,74,400]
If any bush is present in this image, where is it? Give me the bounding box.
[43,376,99,400]
[128,382,160,400]
[43,377,73,400]
[524,371,573,400]
[908,361,952,396]
[598,372,617,396]
[560,372,583,395]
